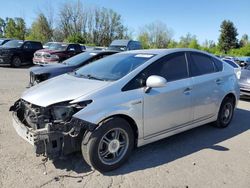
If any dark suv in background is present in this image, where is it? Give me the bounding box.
[0,40,43,67]
[33,42,83,64]
[108,39,142,51]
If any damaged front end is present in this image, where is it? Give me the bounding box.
[10,99,97,159]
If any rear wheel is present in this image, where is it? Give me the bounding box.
[214,97,235,128]
[11,56,22,68]
[81,117,134,172]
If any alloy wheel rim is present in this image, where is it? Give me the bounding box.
[221,102,233,124]
[98,128,129,165]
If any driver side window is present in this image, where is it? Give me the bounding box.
[122,52,188,91]
[23,42,31,49]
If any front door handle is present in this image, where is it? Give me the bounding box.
[183,87,192,95]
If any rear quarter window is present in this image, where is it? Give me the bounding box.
[223,59,238,68]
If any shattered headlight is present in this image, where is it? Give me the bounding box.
[51,100,92,122]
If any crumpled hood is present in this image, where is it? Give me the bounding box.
[29,63,71,75]
[21,74,111,107]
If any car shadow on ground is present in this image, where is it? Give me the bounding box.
[52,108,250,175]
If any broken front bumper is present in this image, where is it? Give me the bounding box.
[12,112,47,145]
[11,111,97,158]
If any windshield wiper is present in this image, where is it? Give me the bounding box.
[75,73,105,81]
[86,74,105,81]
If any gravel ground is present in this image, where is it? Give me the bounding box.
[0,66,249,188]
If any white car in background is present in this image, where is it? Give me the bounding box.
[222,58,241,79]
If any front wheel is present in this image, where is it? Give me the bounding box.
[213,97,235,128]
[11,56,22,68]
[81,117,134,172]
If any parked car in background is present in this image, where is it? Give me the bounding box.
[33,42,83,64]
[0,40,43,67]
[237,57,250,67]
[29,50,118,86]
[43,42,57,49]
[93,46,107,51]
[238,64,250,96]
[108,39,142,51]
[0,38,12,46]
[10,49,239,172]
[222,58,241,79]
[80,44,86,51]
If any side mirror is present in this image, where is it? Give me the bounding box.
[145,75,167,93]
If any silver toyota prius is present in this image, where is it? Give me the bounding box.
[10,49,240,172]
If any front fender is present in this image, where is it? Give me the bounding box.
[73,91,144,139]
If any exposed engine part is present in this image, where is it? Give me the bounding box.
[10,99,97,159]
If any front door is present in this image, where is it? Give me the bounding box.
[142,52,193,138]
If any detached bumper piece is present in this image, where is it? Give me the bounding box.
[10,100,97,159]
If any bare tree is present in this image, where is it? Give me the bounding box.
[138,21,174,48]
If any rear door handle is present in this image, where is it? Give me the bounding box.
[183,87,192,95]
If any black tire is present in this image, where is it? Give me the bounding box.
[11,56,22,68]
[82,117,134,172]
[213,97,235,128]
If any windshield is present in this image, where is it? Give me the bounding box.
[64,51,99,66]
[2,40,23,48]
[108,45,127,51]
[48,43,68,50]
[0,39,4,45]
[73,53,155,81]
[43,42,53,48]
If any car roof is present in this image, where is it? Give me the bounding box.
[87,50,119,54]
[119,48,213,56]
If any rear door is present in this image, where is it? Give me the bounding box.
[187,52,222,121]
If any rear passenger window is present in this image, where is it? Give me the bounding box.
[189,53,215,76]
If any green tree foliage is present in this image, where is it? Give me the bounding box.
[239,34,249,47]
[218,20,238,53]
[178,33,199,48]
[138,32,150,49]
[27,13,52,43]
[66,33,85,43]
[137,21,173,48]
[5,17,26,40]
